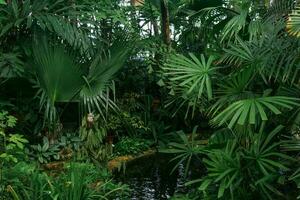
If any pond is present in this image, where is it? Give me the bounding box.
[115,153,204,200]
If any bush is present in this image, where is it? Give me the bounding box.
[114,137,151,156]
[3,162,130,200]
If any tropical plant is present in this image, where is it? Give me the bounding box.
[31,38,133,126]
[0,111,28,197]
[3,162,53,200]
[162,53,217,100]
[210,95,300,128]
[191,126,295,199]
[281,132,300,199]
[159,2,300,198]
[0,51,24,79]
[114,136,151,156]
[197,140,242,199]
[160,126,204,177]
[0,111,27,164]
[161,53,217,118]
[4,162,130,200]
[52,162,130,200]
[79,114,111,164]
[289,167,300,199]
[0,0,92,52]
[79,114,107,150]
[53,163,98,200]
[1,0,300,199]
[58,132,82,153]
[29,137,60,164]
[287,2,300,37]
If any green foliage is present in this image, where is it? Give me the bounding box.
[58,132,82,152]
[149,121,175,147]
[0,0,90,51]
[0,111,28,164]
[199,140,241,199]
[29,137,60,164]
[162,53,217,101]
[0,110,17,128]
[0,111,28,197]
[2,162,51,200]
[161,53,218,118]
[80,114,107,149]
[114,137,151,156]
[0,134,28,163]
[53,163,102,200]
[79,114,111,164]
[211,95,300,128]
[32,42,84,124]
[79,40,133,118]
[28,132,82,164]
[194,126,294,199]
[32,39,132,125]
[3,162,130,200]
[53,163,130,200]
[1,0,300,199]
[287,3,300,37]
[281,133,300,199]
[0,51,24,78]
[220,35,300,84]
[289,167,300,199]
[105,110,149,137]
[160,127,204,177]
[170,194,196,200]
[221,10,248,41]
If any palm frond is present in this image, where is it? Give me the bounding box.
[199,139,241,199]
[221,35,300,84]
[162,53,217,100]
[287,4,300,37]
[221,37,256,66]
[266,0,295,17]
[210,68,255,116]
[221,10,248,42]
[159,127,204,177]
[80,40,133,118]
[32,41,84,123]
[210,95,300,128]
[0,0,91,53]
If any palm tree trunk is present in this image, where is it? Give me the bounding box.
[160,0,171,46]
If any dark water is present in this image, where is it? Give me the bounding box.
[116,153,203,200]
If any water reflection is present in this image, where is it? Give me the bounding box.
[116,153,202,200]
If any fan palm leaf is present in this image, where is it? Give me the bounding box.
[211,96,300,128]
[80,40,133,118]
[162,53,217,100]
[32,42,84,123]
[221,35,300,84]
[210,67,255,117]
[32,39,133,123]
[159,126,204,177]
[199,139,241,199]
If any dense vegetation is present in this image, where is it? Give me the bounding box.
[1,0,300,199]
